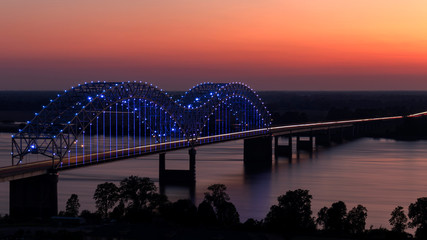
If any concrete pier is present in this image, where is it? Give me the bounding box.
[159,149,196,184]
[159,150,196,201]
[274,135,292,157]
[297,135,314,152]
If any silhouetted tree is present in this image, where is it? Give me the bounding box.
[65,194,80,217]
[408,197,427,239]
[265,189,315,233]
[317,201,347,232]
[389,206,407,233]
[110,200,125,220]
[316,206,328,228]
[346,204,368,235]
[148,192,170,215]
[93,182,119,218]
[169,199,197,225]
[119,176,157,211]
[118,176,168,222]
[217,201,240,226]
[204,184,230,207]
[204,184,240,226]
[197,200,217,225]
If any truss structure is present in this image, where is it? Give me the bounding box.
[11,81,271,166]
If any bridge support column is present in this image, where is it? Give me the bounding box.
[244,136,272,165]
[159,149,196,184]
[159,150,196,201]
[10,171,58,219]
[297,135,314,153]
[189,148,196,181]
[159,152,166,180]
[274,135,292,157]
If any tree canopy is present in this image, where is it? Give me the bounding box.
[93,182,119,218]
[347,205,367,235]
[408,197,427,239]
[203,184,240,226]
[317,201,347,232]
[119,176,158,211]
[265,189,315,233]
[65,194,80,217]
[389,206,407,233]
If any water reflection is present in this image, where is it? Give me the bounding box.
[1,132,427,231]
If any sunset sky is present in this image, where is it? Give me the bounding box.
[1,1,427,91]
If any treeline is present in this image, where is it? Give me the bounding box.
[60,176,240,226]
[55,176,427,239]
[1,174,419,239]
[260,91,427,124]
[52,176,427,239]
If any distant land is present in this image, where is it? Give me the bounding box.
[2,90,427,132]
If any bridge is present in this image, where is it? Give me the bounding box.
[0,81,424,219]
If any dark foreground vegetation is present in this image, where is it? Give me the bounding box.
[2,176,427,239]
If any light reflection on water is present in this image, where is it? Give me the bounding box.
[1,132,427,230]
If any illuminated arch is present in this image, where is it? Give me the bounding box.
[11,81,271,165]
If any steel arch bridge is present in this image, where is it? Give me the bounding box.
[11,81,271,168]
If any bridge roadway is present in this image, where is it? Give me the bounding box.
[0,112,417,183]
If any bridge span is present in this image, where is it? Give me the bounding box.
[0,81,424,219]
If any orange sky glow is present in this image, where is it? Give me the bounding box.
[1,0,427,90]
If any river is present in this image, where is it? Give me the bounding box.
[1,132,427,230]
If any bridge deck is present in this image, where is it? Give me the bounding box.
[0,114,411,182]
